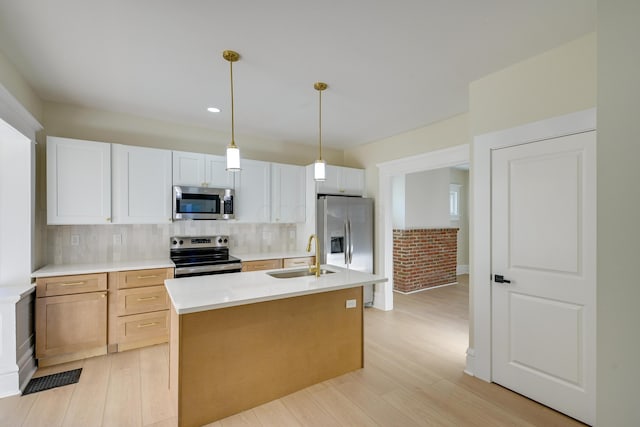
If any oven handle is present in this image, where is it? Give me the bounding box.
[175,263,242,276]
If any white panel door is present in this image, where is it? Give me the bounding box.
[491,131,596,425]
[112,144,172,224]
[47,136,111,224]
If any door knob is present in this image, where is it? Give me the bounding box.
[494,274,511,284]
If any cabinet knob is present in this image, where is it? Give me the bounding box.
[106,217,111,222]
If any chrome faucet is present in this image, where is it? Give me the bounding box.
[306,234,321,277]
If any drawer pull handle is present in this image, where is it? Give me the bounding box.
[136,275,158,279]
[60,281,86,286]
[290,261,307,265]
[137,322,159,328]
[136,296,158,301]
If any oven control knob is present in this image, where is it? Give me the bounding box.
[218,238,223,244]
[223,238,228,244]
[179,240,184,245]
[172,240,177,245]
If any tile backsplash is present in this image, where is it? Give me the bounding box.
[47,222,300,265]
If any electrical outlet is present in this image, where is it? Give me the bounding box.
[345,299,357,309]
[71,235,80,246]
[113,234,122,245]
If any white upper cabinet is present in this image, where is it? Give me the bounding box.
[271,163,305,223]
[316,165,365,196]
[172,150,234,188]
[47,136,112,224]
[112,144,172,224]
[235,159,270,223]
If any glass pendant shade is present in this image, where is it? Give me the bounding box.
[226,144,240,171]
[314,159,326,181]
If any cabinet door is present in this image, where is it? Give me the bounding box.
[316,165,341,195]
[235,159,271,222]
[36,291,107,359]
[47,136,111,224]
[204,154,235,188]
[316,165,364,196]
[338,166,365,196]
[271,163,305,223]
[172,150,206,186]
[112,144,172,224]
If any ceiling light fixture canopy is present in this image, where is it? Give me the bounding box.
[223,50,241,171]
[313,82,328,182]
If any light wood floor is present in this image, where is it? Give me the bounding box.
[0,276,585,426]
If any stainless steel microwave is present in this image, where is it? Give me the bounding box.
[173,186,234,220]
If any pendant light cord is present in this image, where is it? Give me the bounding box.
[229,60,235,147]
[318,89,323,161]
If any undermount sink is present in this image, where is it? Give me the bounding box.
[267,268,336,279]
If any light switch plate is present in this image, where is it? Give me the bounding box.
[346,299,357,309]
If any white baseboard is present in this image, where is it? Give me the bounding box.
[457,264,469,275]
[393,281,457,295]
[464,347,475,377]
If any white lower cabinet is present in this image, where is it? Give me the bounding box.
[47,136,112,224]
[235,159,271,222]
[271,163,305,223]
[112,144,172,223]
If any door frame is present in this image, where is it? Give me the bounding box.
[469,108,596,381]
[376,144,470,311]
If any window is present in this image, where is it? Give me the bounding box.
[450,184,461,220]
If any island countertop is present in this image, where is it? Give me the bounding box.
[165,265,387,314]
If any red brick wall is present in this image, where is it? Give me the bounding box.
[393,228,458,292]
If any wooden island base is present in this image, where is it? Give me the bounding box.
[170,286,363,427]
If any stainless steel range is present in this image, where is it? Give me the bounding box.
[170,235,242,278]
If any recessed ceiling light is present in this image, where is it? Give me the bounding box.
[207,107,221,113]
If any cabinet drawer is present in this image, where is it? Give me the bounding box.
[283,257,315,268]
[117,268,173,289]
[117,285,169,316]
[36,273,107,297]
[241,259,283,272]
[117,310,169,347]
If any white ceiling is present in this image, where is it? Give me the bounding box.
[0,0,596,149]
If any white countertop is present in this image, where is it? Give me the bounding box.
[234,251,315,262]
[31,259,175,278]
[0,283,36,302]
[165,265,387,314]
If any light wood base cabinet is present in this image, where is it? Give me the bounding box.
[108,268,173,353]
[35,273,108,367]
[170,286,363,427]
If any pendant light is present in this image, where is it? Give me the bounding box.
[223,50,241,171]
[313,82,328,181]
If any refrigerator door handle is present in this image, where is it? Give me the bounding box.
[344,221,349,265]
[348,219,354,264]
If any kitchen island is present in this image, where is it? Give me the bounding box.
[165,265,387,427]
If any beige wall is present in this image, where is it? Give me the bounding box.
[466,32,597,350]
[469,32,596,136]
[0,49,43,123]
[343,113,469,199]
[42,101,343,166]
[596,1,640,424]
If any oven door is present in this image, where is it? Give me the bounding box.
[173,186,233,220]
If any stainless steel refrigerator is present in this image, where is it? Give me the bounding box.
[317,195,375,306]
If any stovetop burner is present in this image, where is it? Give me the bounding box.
[170,235,242,277]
